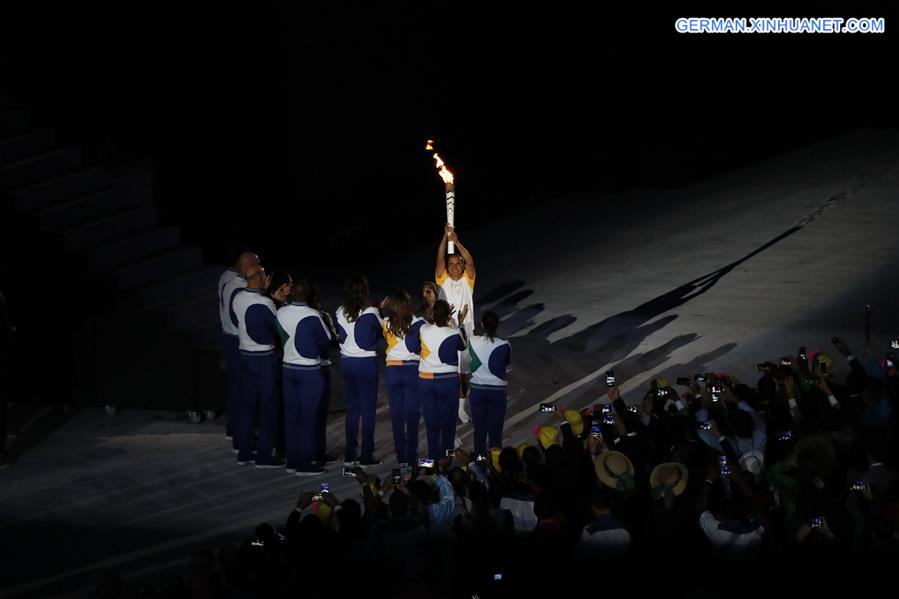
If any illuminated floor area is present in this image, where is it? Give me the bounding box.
[1,129,898,597]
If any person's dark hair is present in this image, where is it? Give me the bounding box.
[292,279,310,303]
[498,447,523,476]
[388,491,409,519]
[385,290,413,338]
[481,310,500,341]
[306,281,322,311]
[590,485,614,510]
[409,479,436,505]
[416,281,438,322]
[432,299,452,327]
[342,275,370,322]
[266,271,292,302]
[448,467,470,494]
[730,407,755,439]
[534,491,563,520]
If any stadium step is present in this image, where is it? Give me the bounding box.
[0,147,82,190]
[0,109,30,139]
[63,204,157,250]
[35,187,133,232]
[164,293,220,332]
[0,128,56,165]
[111,245,204,290]
[138,266,224,311]
[84,225,182,272]
[11,167,106,212]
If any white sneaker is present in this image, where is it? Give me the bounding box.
[458,397,470,423]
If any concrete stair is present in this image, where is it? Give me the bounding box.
[0,91,225,412]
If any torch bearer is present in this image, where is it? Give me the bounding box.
[427,140,456,253]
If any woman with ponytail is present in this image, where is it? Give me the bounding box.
[380,291,427,468]
[467,310,511,455]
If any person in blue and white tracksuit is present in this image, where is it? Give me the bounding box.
[307,282,340,466]
[336,276,383,467]
[380,290,427,468]
[219,251,259,449]
[467,310,511,456]
[276,280,331,476]
[418,299,468,459]
[232,264,283,469]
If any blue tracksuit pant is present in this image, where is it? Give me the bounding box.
[419,374,460,460]
[386,364,421,464]
[341,356,379,461]
[237,351,278,462]
[222,333,241,445]
[469,386,507,456]
[315,365,331,462]
[282,366,324,469]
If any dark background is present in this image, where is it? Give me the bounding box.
[1,2,897,275]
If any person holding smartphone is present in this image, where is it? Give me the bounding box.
[467,310,511,456]
[381,290,427,469]
[418,299,468,459]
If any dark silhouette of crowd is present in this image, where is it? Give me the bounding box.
[97,336,899,598]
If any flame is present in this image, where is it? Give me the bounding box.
[433,152,454,184]
[426,140,454,184]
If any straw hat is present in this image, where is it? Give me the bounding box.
[594,451,635,491]
[649,462,689,497]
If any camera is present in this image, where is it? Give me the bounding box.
[392,468,401,485]
[850,480,866,493]
[603,413,615,425]
[777,430,793,442]
[418,457,435,470]
[539,403,555,413]
[798,346,807,362]
[719,455,728,466]
[605,370,616,387]
[720,464,730,476]
[475,453,487,462]
[886,353,895,369]
[343,467,356,477]
[710,385,722,402]
[446,449,457,457]
[627,404,640,413]
[311,482,330,502]
[892,339,899,350]
[811,517,823,528]
[591,423,602,438]
[780,357,792,366]
[493,573,503,582]
[700,421,712,431]
[694,373,707,383]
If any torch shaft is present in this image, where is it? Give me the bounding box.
[446,182,455,254]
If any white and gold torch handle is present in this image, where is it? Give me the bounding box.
[445,182,455,254]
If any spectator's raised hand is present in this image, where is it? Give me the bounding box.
[832,336,851,357]
[454,449,472,465]
[611,412,627,437]
[783,376,796,399]
[321,489,340,508]
[458,304,469,323]
[707,419,722,439]
[607,385,621,402]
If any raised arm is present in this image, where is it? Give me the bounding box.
[449,230,476,280]
[435,224,450,280]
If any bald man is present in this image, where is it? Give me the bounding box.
[219,251,259,451]
[232,264,284,469]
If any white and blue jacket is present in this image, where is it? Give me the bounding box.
[222,271,248,337]
[277,302,332,370]
[336,306,383,359]
[218,267,241,334]
[383,316,426,366]
[232,288,278,355]
[468,335,511,389]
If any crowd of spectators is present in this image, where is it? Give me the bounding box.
[98,337,899,598]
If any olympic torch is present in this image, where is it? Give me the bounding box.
[427,140,456,253]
